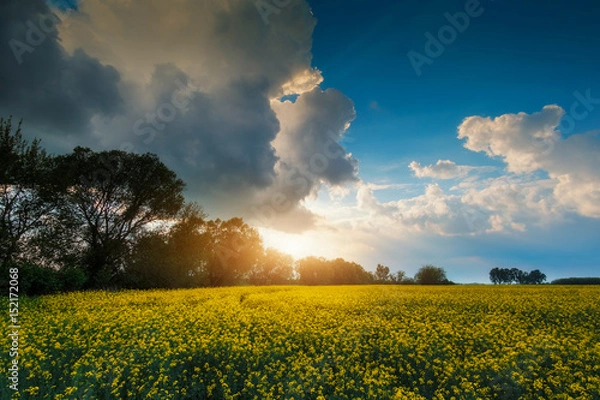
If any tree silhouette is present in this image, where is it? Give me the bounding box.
[375,264,391,283]
[414,264,449,285]
[45,147,185,287]
[488,267,546,284]
[203,217,263,286]
[0,117,52,267]
[250,248,294,285]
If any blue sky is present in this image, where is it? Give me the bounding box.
[2,0,599,282]
[309,0,600,166]
[294,0,600,281]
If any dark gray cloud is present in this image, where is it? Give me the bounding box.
[0,0,122,135]
[2,0,359,232]
[139,64,280,195]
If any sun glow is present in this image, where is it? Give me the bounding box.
[258,228,321,260]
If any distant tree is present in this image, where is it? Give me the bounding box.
[414,264,449,285]
[127,204,271,289]
[330,258,372,284]
[44,147,185,287]
[489,267,501,284]
[401,277,416,285]
[250,248,294,285]
[296,256,330,285]
[489,267,547,285]
[166,203,210,287]
[509,268,525,284]
[497,268,511,284]
[202,217,264,286]
[395,270,407,284]
[296,256,372,285]
[526,269,546,285]
[375,264,391,283]
[124,231,172,289]
[0,117,53,267]
[552,277,600,285]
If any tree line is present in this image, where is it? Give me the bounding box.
[489,267,546,285]
[1,118,453,295]
[551,277,600,285]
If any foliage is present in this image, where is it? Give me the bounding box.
[295,256,373,285]
[414,264,450,285]
[489,267,546,285]
[2,286,599,399]
[0,262,87,296]
[0,117,53,266]
[249,248,294,285]
[43,147,186,286]
[375,264,392,283]
[551,277,600,285]
[202,217,264,287]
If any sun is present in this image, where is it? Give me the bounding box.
[258,228,319,260]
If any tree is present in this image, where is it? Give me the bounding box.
[46,147,185,287]
[489,267,501,284]
[375,264,391,283]
[125,230,172,289]
[552,277,600,285]
[395,270,407,284]
[0,117,52,267]
[295,256,372,285]
[295,256,330,285]
[414,264,449,285]
[510,268,526,284]
[125,202,208,289]
[329,258,372,284]
[250,248,294,285]
[489,267,547,285]
[166,202,210,287]
[526,269,546,285]
[202,217,263,286]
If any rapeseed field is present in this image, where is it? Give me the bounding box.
[2,285,599,399]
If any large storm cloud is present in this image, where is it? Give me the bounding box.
[1,0,359,231]
[0,0,123,137]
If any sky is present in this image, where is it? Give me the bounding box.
[1,0,599,282]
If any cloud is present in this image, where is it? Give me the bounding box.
[458,105,563,173]
[57,0,320,97]
[458,105,600,218]
[356,104,600,239]
[271,88,358,187]
[248,87,359,231]
[0,0,123,136]
[0,0,355,232]
[409,159,477,179]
